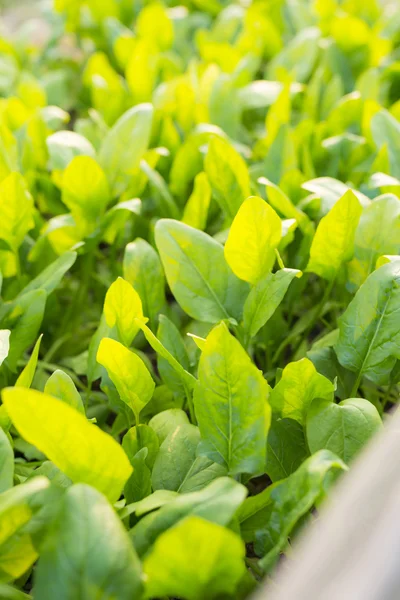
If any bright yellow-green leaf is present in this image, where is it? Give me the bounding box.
[182,172,211,231]
[269,358,334,424]
[0,173,34,253]
[307,190,362,280]
[1,388,132,503]
[103,277,146,347]
[0,534,38,582]
[260,177,311,234]
[126,41,158,105]
[224,196,282,284]
[136,2,174,50]
[97,338,155,422]
[15,334,42,388]
[187,333,206,351]
[144,516,246,600]
[0,477,49,545]
[62,156,110,236]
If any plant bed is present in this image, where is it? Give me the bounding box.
[0,0,399,598]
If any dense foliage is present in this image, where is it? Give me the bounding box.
[0,0,399,597]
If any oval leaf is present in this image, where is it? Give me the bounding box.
[1,388,132,503]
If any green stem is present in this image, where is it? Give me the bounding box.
[272,333,295,365]
[42,333,72,364]
[59,248,96,337]
[350,371,362,399]
[245,557,264,578]
[233,323,247,349]
[293,277,336,358]
[272,277,335,365]
[184,383,196,425]
[275,248,285,270]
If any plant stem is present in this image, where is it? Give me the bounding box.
[293,277,336,358]
[185,384,196,425]
[350,371,362,398]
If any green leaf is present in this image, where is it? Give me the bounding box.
[124,447,152,504]
[151,424,225,494]
[243,268,300,338]
[0,429,13,493]
[144,516,246,600]
[348,194,400,288]
[34,484,143,600]
[238,450,347,572]
[267,27,320,83]
[122,490,179,519]
[0,330,10,366]
[15,252,77,300]
[155,219,248,323]
[123,239,165,327]
[103,277,145,346]
[0,532,38,582]
[224,196,282,284]
[2,388,132,503]
[0,477,49,582]
[307,190,362,280]
[151,424,200,492]
[0,476,49,546]
[97,338,155,422]
[0,173,34,253]
[5,290,47,372]
[15,334,42,388]
[87,313,117,385]
[204,136,250,220]
[177,457,227,494]
[182,171,211,231]
[44,369,84,413]
[335,261,400,386]
[99,103,153,194]
[261,177,311,233]
[140,159,180,219]
[266,415,309,483]
[306,398,382,463]
[0,584,31,599]
[157,314,190,395]
[46,130,95,171]
[194,322,270,475]
[135,318,197,392]
[301,177,369,215]
[269,358,335,424]
[148,408,190,444]
[130,476,247,557]
[62,156,110,235]
[122,425,159,470]
[371,110,400,179]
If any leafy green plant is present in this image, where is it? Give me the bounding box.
[0,0,398,597]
